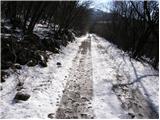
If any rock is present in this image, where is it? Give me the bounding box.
[56,62,61,67]
[27,59,38,67]
[138,113,143,118]
[17,82,24,91]
[13,63,22,69]
[34,52,48,67]
[48,113,55,119]
[80,113,88,118]
[81,96,89,101]
[17,82,24,87]
[14,92,30,101]
[128,112,135,118]
[56,62,61,65]
[91,116,94,119]
[39,60,47,67]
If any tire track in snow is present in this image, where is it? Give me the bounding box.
[56,37,94,119]
[92,34,158,119]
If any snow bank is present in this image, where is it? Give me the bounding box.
[91,34,127,119]
[0,34,88,119]
[91,34,159,118]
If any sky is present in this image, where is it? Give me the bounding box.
[80,0,112,12]
[91,0,112,11]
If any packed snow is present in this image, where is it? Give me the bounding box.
[91,34,159,118]
[91,35,127,118]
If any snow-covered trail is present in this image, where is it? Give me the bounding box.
[55,34,158,119]
[0,34,159,119]
[91,34,159,119]
[56,36,94,119]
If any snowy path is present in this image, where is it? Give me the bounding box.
[56,37,94,119]
[91,34,159,119]
[0,34,159,119]
[55,34,158,119]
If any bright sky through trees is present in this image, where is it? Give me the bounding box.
[80,0,112,12]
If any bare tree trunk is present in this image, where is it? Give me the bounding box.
[23,2,32,33]
[27,2,47,34]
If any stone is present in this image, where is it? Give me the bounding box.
[39,60,47,67]
[80,113,88,118]
[27,59,38,67]
[14,92,30,101]
[128,112,135,118]
[17,82,24,87]
[48,113,55,119]
[13,63,22,69]
[56,62,61,67]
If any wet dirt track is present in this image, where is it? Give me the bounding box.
[56,37,94,119]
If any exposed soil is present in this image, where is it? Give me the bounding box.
[56,37,94,119]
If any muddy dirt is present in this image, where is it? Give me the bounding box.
[56,37,94,119]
